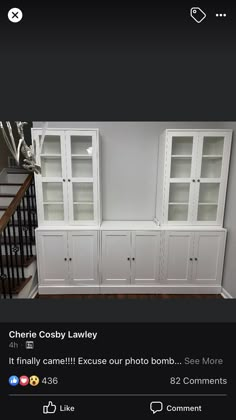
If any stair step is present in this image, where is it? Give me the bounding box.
[7,174,28,183]
[0,236,35,245]
[0,276,32,295]
[0,194,15,197]
[0,206,34,211]
[6,169,28,174]
[0,183,23,186]
[8,221,37,228]
[1,255,36,268]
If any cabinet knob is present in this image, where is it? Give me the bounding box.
[190,258,193,261]
[63,179,65,182]
[192,179,195,182]
[69,258,72,261]
[132,257,135,261]
[127,257,130,261]
[64,258,67,261]
[197,179,200,182]
[195,258,198,261]
[68,179,71,182]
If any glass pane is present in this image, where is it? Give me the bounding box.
[73,204,94,221]
[41,135,61,154]
[43,183,63,202]
[171,158,192,178]
[172,137,193,155]
[44,204,64,221]
[199,183,220,203]
[168,204,188,221]
[73,183,93,202]
[202,136,224,155]
[41,157,62,177]
[201,157,222,178]
[197,205,217,221]
[72,158,93,178]
[71,136,93,155]
[169,183,190,203]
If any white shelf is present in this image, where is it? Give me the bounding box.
[198,202,218,206]
[202,155,223,158]
[71,154,92,158]
[171,155,192,158]
[43,201,64,205]
[71,178,94,183]
[169,202,188,205]
[40,154,61,158]
[73,202,94,205]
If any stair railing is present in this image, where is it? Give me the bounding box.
[0,174,38,298]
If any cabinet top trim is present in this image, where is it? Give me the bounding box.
[35,222,227,232]
[32,128,99,132]
[164,129,233,133]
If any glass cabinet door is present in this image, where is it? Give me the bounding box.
[37,132,68,223]
[167,134,198,223]
[66,131,97,224]
[195,134,225,223]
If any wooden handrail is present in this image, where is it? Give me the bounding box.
[0,174,33,234]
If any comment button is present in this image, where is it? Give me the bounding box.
[150,401,163,414]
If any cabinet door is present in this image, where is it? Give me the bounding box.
[162,232,194,283]
[164,132,198,224]
[101,231,131,284]
[68,231,98,284]
[131,232,160,284]
[33,130,69,225]
[193,131,232,225]
[192,232,226,284]
[36,231,68,284]
[66,130,99,225]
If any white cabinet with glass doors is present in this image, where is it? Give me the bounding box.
[156,130,232,225]
[33,129,101,226]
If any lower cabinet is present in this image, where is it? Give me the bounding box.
[162,231,226,289]
[101,231,160,287]
[36,230,99,293]
[36,228,226,294]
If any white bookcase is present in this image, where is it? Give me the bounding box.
[33,127,232,295]
[33,129,101,226]
[156,130,232,225]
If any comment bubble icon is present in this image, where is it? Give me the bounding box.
[150,401,163,414]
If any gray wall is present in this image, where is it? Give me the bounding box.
[33,121,236,297]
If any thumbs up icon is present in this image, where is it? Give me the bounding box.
[43,401,57,414]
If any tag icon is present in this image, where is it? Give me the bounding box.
[190,7,206,23]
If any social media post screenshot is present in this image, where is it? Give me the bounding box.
[1,313,236,418]
[1,3,236,419]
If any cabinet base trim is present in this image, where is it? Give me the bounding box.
[38,285,221,295]
[99,285,221,294]
[38,285,100,294]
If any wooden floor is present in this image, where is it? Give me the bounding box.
[37,294,223,299]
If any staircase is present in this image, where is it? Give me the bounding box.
[0,168,38,298]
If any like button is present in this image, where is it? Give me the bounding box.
[43,401,57,415]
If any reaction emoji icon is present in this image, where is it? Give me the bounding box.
[9,375,19,386]
[29,375,40,386]
[20,375,29,386]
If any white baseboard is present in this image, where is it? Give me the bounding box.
[221,288,234,299]
[38,284,221,295]
[28,284,38,299]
